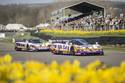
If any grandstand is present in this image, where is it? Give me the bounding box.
[51,0,125,23]
[51,1,104,23]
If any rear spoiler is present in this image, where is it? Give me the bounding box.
[15,39,27,42]
[48,39,69,43]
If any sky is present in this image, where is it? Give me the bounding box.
[0,0,54,5]
[0,0,124,5]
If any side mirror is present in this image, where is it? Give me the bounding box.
[69,43,73,45]
[26,40,28,43]
[95,42,98,45]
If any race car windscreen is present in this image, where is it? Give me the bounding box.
[29,39,43,43]
[79,39,89,45]
[71,39,89,45]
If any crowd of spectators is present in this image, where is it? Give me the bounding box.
[52,14,125,31]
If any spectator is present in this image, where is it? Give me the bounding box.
[51,14,125,31]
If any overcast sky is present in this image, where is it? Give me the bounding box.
[0,0,54,5]
[0,0,124,5]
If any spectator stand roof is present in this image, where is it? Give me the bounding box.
[62,1,104,10]
[57,1,104,22]
[54,1,104,23]
[63,1,104,16]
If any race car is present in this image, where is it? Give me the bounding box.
[50,39,104,55]
[15,39,49,51]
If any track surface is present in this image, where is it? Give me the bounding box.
[0,43,125,66]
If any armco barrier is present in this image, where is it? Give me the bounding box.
[98,36,125,45]
[31,32,125,45]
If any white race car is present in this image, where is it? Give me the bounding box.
[50,39,104,55]
[15,39,49,51]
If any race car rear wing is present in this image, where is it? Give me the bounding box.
[48,39,69,44]
[15,39,25,42]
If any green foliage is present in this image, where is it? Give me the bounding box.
[40,29,125,37]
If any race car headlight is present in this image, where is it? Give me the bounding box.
[89,47,93,49]
[44,43,49,47]
[50,45,56,49]
[41,44,45,47]
[82,47,87,51]
[94,46,102,50]
[93,45,97,49]
[97,45,102,49]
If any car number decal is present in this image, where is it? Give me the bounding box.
[63,45,69,50]
[58,45,62,50]
[57,44,69,50]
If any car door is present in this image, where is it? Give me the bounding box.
[57,43,69,52]
[68,40,82,51]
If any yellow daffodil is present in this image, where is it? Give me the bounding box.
[3,54,12,63]
[0,55,125,83]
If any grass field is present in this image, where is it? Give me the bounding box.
[103,46,125,52]
[0,32,38,43]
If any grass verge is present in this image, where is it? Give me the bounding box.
[103,46,125,52]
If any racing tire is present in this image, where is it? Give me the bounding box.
[57,51,63,55]
[70,46,75,56]
[26,45,30,51]
[100,52,104,56]
[15,47,22,51]
[53,51,61,55]
[50,49,57,54]
[51,51,56,54]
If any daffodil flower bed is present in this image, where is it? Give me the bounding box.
[40,29,125,37]
[0,55,125,83]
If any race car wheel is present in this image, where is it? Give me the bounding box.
[57,51,63,55]
[100,52,104,56]
[15,47,22,51]
[53,50,61,55]
[70,46,75,55]
[26,45,30,51]
[51,49,57,54]
[52,50,56,54]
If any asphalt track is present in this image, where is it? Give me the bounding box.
[0,42,125,66]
